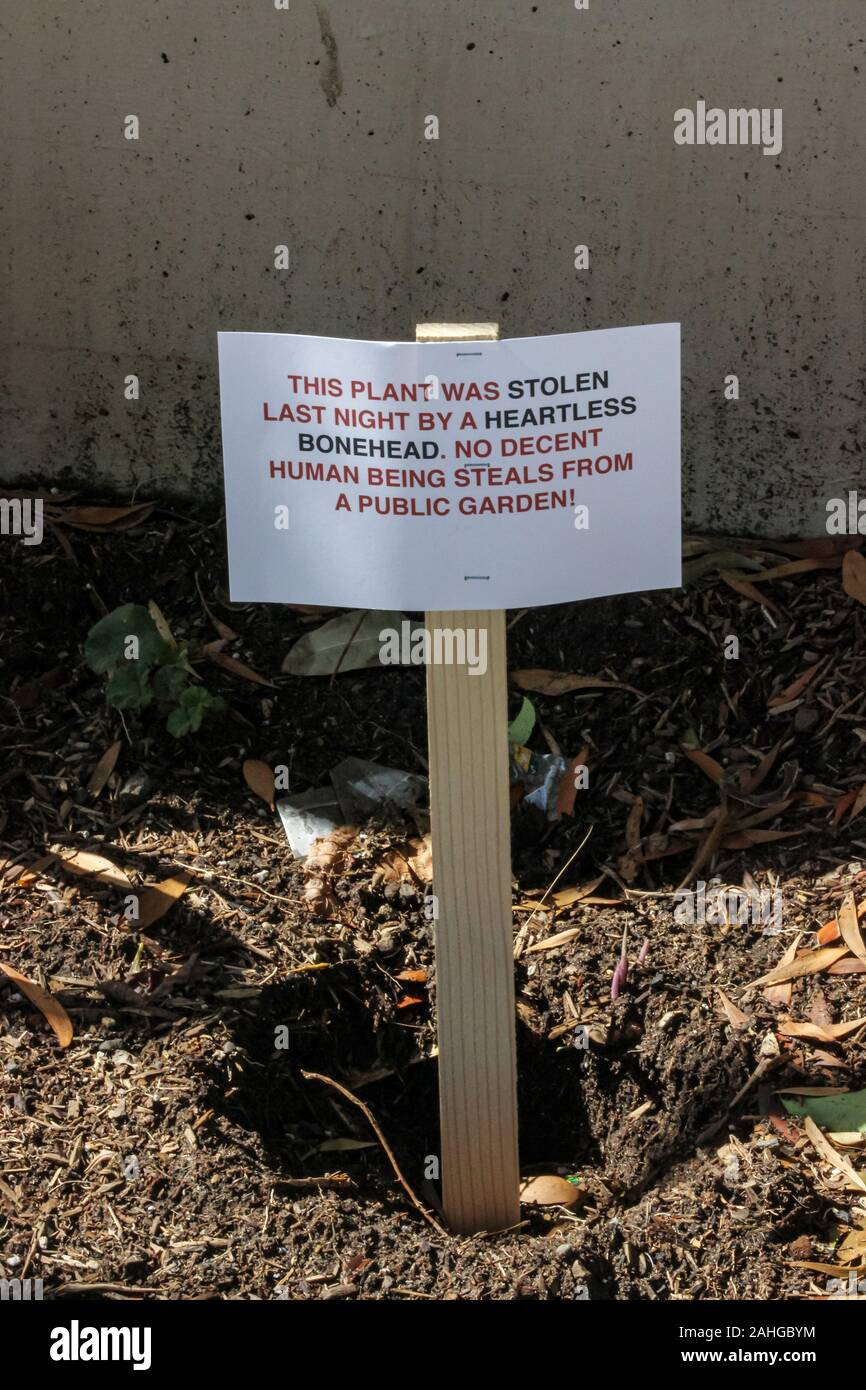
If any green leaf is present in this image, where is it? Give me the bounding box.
[782,1089,866,1135]
[166,685,224,737]
[508,696,536,746]
[151,661,188,702]
[106,663,153,711]
[85,604,169,674]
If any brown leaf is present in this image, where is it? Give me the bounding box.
[525,927,581,953]
[0,961,74,1047]
[847,781,866,825]
[776,1018,866,1045]
[751,557,841,581]
[721,828,800,849]
[842,549,866,606]
[717,988,750,1031]
[838,892,866,965]
[768,662,822,708]
[87,740,122,798]
[57,503,154,531]
[407,836,433,885]
[764,933,802,1007]
[305,827,357,875]
[625,796,644,851]
[303,876,341,918]
[684,747,725,784]
[675,809,728,890]
[742,741,782,794]
[371,836,433,887]
[243,758,275,811]
[817,918,842,945]
[396,969,428,984]
[751,944,849,988]
[510,668,641,697]
[206,646,276,687]
[147,600,177,648]
[550,874,607,907]
[10,667,65,711]
[51,846,131,889]
[555,746,589,818]
[833,789,858,826]
[803,1116,866,1194]
[826,958,866,976]
[719,571,782,614]
[135,872,193,930]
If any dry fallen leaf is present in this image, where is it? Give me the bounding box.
[305,827,357,875]
[0,961,74,1048]
[803,1115,866,1194]
[838,892,866,965]
[767,662,822,708]
[684,747,725,784]
[751,944,849,988]
[777,1017,866,1044]
[303,876,341,918]
[842,549,866,606]
[134,871,193,930]
[718,988,750,1031]
[87,740,122,798]
[625,796,644,852]
[719,570,782,614]
[371,836,432,888]
[205,645,276,687]
[764,933,802,1007]
[555,745,589,818]
[56,503,154,532]
[147,600,177,648]
[525,927,581,953]
[51,846,131,889]
[510,668,641,697]
[243,758,276,811]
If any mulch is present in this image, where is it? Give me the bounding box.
[1,500,865,1300]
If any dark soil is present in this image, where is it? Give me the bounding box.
[1,501,865,1300]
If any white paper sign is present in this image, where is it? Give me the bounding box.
[218,324,680,611]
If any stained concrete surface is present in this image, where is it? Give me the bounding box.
[0,2,863,533]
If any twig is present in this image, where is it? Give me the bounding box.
[300,1069,447,1235]
[513,826,592,959]
[694,1055,783,1147]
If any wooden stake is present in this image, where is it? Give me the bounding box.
[417,322,520,1234]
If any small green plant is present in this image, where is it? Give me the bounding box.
[85,604,225,737]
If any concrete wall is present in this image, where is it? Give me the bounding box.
[1,1,863,534]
